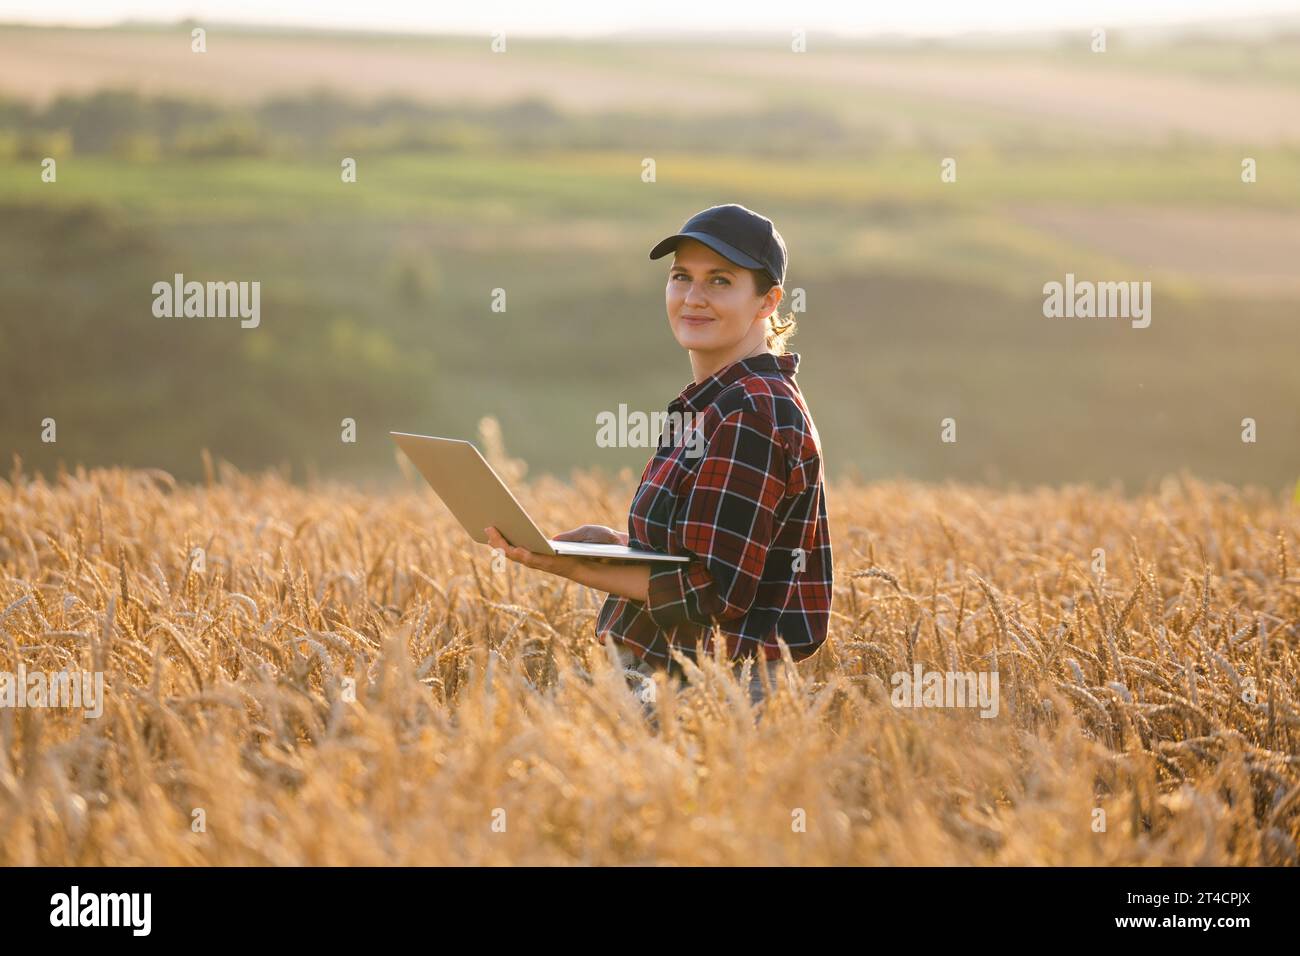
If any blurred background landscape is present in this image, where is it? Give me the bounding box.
[2,15,1298,493]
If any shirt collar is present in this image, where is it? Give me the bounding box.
[668,351,799,414]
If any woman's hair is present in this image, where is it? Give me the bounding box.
[752,269,797,355]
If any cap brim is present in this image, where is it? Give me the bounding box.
[648,231,765,271]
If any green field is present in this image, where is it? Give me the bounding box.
[2,24,1298,493]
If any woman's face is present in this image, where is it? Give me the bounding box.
[666,238,781,356]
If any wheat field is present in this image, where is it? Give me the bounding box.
[1,429,1297,865]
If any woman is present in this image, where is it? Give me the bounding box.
[486,203,834,715]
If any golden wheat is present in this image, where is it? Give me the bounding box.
[0,446,1296,865]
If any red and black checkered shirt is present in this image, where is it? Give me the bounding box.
[596,350,834,667]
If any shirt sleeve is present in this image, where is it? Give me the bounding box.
[644,404,788,629]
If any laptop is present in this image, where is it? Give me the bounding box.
[390,432,689,565]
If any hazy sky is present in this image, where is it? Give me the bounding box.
[3,0,1299,37]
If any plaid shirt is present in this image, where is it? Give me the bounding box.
[596,351,834,667]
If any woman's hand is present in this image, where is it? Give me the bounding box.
[552,524,629,546]
[484,526,651,603]
[484,526,595,581]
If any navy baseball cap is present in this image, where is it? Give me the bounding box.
[649,203,787,287]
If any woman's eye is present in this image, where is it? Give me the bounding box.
[671,275,729,285]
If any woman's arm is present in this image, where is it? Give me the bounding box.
[483,526,648,602]
[569,560,648,603]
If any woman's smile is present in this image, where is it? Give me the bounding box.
[664,237,786,382]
